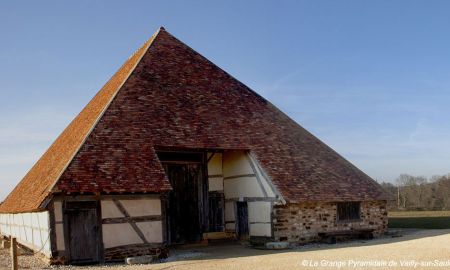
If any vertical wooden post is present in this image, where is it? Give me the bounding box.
[10,237,18,270]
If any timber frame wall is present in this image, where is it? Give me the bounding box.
[2,149,388,264]
[44,149,284,263]
[210,150,283,241]
[50,194,165,263]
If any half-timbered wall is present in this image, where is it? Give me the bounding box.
[51,195,163,262]
[101,197,163,248]
[0,211,51,257]
[221,150,281,238]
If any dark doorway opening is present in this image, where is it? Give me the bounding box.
[64,201,100,264]
[236,201,249,240]
[159,151,208,245]
[208,191,224,232]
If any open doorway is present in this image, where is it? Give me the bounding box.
[158,151,208,244]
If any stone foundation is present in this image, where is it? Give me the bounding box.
[273,201,387,243]
[104,244,168,262]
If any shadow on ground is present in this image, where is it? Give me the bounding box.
[167,229,450,262]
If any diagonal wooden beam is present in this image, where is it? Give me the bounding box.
[102,215,162,224]
[112,199,148,244]
[207,152,216,164]
[245,154,268,197]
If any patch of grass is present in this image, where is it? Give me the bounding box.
[389,211,450,218]
[388,211,450,229]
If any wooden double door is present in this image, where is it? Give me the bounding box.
[163,162,208,244]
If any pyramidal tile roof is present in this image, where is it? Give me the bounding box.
[0,27,390,213]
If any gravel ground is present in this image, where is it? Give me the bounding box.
[2,229,450,270]
[0,245,47,270]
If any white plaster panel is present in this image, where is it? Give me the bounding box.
[24,214,32,225]
[223,150,253,177]
[248,202,271,223]
[55,223,65,250]
[32,228,40,247]
[24,227,32,243]
[208,153,223,175]
[225,201,235,221]
[40,213,49,230]
[136,221,163,243]
[224,177,264,198]
[102,223,143,248]
[0,211,51,257]
[53,201,63,222]
[250,223,271,237]
[225,223,235,231]
[208,177,224,191]
[120,199,161,216]
[101,200,124,218]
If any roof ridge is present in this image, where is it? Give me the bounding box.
[127,27,165,60]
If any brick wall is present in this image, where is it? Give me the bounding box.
[273,201,388,243]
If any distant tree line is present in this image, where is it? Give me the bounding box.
[380,174,450,211]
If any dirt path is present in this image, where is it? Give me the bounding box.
[2,229,450,270]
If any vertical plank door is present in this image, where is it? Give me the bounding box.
[236,201,249,239]
[65,201,99,264]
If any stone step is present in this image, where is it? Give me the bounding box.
[203,232,235,240]
[265,241,289,250]
[125,255,156,265]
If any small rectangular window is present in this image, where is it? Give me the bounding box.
[337,202,361,221]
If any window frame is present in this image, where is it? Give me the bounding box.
[336,201,361,222]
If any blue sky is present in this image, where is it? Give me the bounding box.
[1,1,450,200]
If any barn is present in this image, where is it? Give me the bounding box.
[0,27,389,264]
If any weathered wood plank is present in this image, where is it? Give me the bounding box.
[102,215,162,224]
[225,197,278,202]
[223,174,256,180]
[11,237,18,270]
[65,202,99,263]
[208,174,223,178]
[245,154,268,197]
